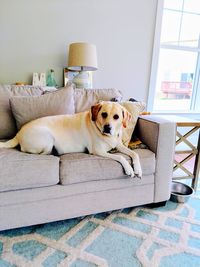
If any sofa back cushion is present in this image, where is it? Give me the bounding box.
[74,88,122,113]
[10,85,75,130]
[0,85,44,138]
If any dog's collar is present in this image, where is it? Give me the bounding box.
[94,121,107,136]
[92,121,122,150]
[93,121,120,138]
[94,121,114,137]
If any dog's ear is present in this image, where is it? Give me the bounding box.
[91,103,102,121]
[122,107,132,128]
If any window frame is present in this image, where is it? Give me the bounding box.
[147,0,200,114]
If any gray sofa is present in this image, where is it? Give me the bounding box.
[0,85,176,231]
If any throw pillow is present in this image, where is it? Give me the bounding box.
[0,85,45,138]
[74,88,123,113]
[121,101,146,146]
[10,85,75,130]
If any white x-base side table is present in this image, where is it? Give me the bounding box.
[166,116,200,191]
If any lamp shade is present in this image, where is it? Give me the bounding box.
[68,42,98,71]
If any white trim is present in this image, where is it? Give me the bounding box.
[164,8,200,16]
[190,35,200,111]
[178,0,184,44]
[152,111,200,115]
[151,111,200,120]
[160,44,200,53]
[147,0,164,112]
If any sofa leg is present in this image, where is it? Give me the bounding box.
[146,201,167,208]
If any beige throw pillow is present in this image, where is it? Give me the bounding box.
[0,85,44,138]
[121,101,146,146]
[74,88,123,113]
[10,86,75,130]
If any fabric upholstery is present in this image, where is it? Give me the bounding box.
[60,149,155,185]
[137,116,160,153]
[0,85,44,138]
[137,115,176,202]
[0,175,154,207]
[0,148,59,192]
[74,88,123,113]
[0,182,154,230]
[0,83,176,231]
[10,85,75,129]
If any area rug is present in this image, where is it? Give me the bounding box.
[0,187,200,267]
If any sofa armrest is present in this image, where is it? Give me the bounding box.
[136,115,176,202]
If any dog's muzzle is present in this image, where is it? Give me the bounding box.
[103,124,112,134]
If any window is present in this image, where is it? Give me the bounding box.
[148,0,200,113]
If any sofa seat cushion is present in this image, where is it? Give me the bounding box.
[60,149,155,185]
[0,148,59,192]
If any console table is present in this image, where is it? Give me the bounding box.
[165,116,200,191]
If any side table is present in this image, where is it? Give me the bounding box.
[163,116,200,191]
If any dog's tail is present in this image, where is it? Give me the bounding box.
[0,137,19,148]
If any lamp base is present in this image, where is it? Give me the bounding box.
[72,71,92,89]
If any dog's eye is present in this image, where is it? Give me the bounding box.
[101,112,108,119]
[113,114,119,120]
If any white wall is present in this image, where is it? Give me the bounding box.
[0,0,157,101]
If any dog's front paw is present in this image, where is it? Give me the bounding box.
[124,164,135,178]
[134,162,142,178]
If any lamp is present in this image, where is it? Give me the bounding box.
[67,42,98,88]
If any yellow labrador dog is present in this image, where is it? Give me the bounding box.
[0,101,142,177]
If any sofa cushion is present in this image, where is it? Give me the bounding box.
[10,85,75,130]
[74,88,123,113]
[0,85,45,139]
[0,148,59,192]
[60,149,155,185]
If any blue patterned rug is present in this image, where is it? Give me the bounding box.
[0,186,200,267]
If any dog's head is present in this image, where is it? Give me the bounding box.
[91,101,132,136]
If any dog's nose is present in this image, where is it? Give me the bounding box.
[103,124,111,134]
